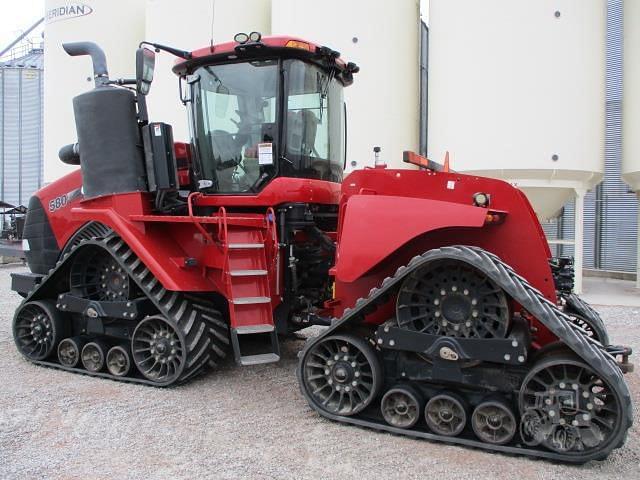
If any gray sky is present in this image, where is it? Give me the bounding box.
[0,0,44,52]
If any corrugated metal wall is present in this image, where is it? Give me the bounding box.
[556,0,637,273]
[0,60,43,214]
[598,0,638,272]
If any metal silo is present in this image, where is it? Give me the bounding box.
[427,0,607,292]
[44,0,146,183]
[0,47,44,225]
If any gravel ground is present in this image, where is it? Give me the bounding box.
[1,264,639,480]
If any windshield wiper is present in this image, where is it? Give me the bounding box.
[318,68,336,121]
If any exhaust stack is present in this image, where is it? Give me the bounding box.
[62,42,109,86]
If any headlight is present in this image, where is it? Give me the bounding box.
[473,192,490,208]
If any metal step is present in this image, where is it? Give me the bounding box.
[235,325,275,334]
[231,296,271,305]
[229,269,268,277]
[239,353,280,366]
[228,243,264,249]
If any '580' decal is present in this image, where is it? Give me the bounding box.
[48,188,82,212]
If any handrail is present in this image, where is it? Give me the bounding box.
[265,207,278,251]
[265,207,280,295]
[217,206,228,250]
[187,192,214,244]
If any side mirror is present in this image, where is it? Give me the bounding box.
[136,47,155,96]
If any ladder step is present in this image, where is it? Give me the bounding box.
[228,243,264,249]
[235,325,275,334]
[232,296,271,305]
[229,269,268,277]
[239,353,280,366]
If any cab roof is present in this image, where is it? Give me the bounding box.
[172,35,358,85]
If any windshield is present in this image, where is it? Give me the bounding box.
[283,59,344,182]
[190,59,344,193]
[192,60,278,193]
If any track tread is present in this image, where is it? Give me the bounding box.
[15,231,229,386]
[297,245,633,463]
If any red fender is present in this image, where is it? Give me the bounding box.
[68,193,222,292]
[335,195,487,283]
[38,172,220,293]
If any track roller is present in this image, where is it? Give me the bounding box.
[58,337,86,367]
[424,392,467,437]
[300,333,382,416]
[106,345,131,377]
[81,341,107,372]
[13,300,66,361]
[380,386,422,429]
[471,399,517,445]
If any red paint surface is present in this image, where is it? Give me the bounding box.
[36,164,557,344]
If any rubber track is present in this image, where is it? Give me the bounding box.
[564,292,611,346]
[297,245,633,463]
[16,232,229,386]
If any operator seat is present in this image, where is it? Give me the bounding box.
[285,110,327,179]
[211,129,242,170]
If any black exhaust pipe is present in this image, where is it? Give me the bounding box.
[58,143,80,165]
[63,40,147,199]
[62,41,109,86]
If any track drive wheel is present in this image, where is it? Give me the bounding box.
[70,247,132,301]
[13,300,66,361]
[519,355,625,457]
[397,260,509,338]
[301,333,382,416]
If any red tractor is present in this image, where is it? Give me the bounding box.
[11,33,633,463]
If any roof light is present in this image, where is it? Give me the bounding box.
[234,32,249,44]
[285,40,312,51]
[249,31,262,42]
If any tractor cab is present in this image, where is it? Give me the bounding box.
[172,34,359,194]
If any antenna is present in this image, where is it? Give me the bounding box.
[210,0,216,48]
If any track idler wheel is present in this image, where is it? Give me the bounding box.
[81,341,107,372]
[301,333,382,416]
[106,345,131,377]
[519,355,624,457]
[381,386,422,429]
[58,337,87,367]
[13,300,66,361]
[131,315,186,384]
[471,399,517,445]
[425,392,467,437]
